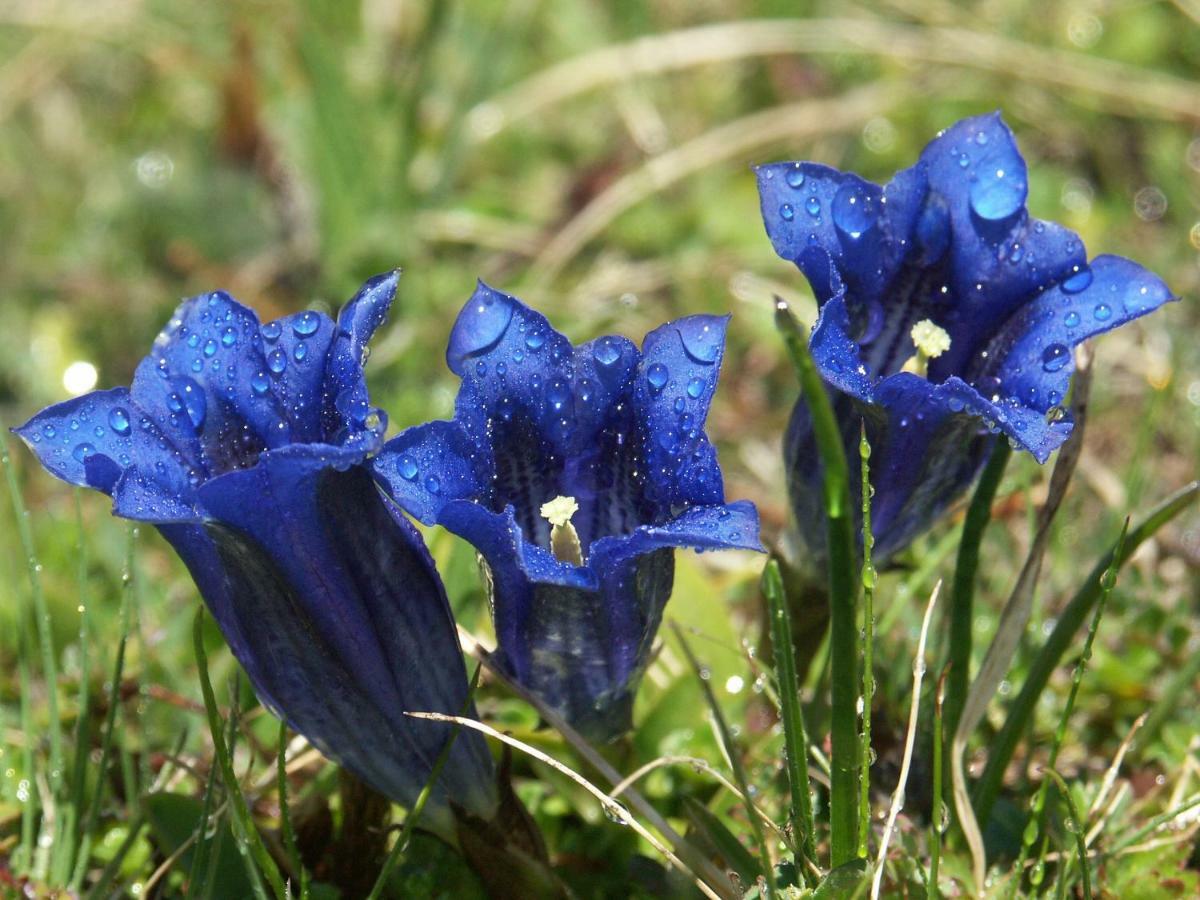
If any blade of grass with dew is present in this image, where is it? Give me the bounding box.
[672,622,779,898]
[83,814,146,900]
[1,424,65,876]
[1026,521,1126,893]
[71,524,136,893]
[184,753,221,900]
[943,441,1010,746]
[1107,793,1200,857]
[365,663,483,900]
[972,481,1198,825]
[192,606,286,900]
[870,581,940,900]
[405,710,726,900]
[277,720,308,900]
[776,298,859,867]
[59,491,93,886]
[928,665,950,900]
[953,351,1092,893]
[858,425,875,861]
[763,560,818,885]
[1043,770,1091,900]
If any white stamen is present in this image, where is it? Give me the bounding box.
[540,495,583,566]
[910,319,952,359]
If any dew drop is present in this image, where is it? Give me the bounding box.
[785,166,805,189]
[251,371,270,395]
[221,326,237,347]
[686,376,704,399]
[293,341,308,363]
[72,443,95,463]
[398,455,418,481]
[1061,266,1093,294]
[1041,343,1069,372]
[108,408,132,436]
[448,292,513,365]
[831,182,878,239]
[646,363,669,391]
[268,348,288,374]
[293,311,320,336]
[1093,303,1112,322]
[424,475,441,494]
[968,163,1025,221]
[779,203,795,221]
[805,196,821,217]
[1064,311,1081,328]
[525,330,546,351]
[261,321,282,342]
[678,320,722,364]
[203,338,218,358]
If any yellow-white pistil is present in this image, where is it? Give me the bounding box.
[540,495,583,566]
[903,319,952,378]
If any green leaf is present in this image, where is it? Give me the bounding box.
[143,792,254,898]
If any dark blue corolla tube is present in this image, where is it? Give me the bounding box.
[373,283,762,742]
[757,112,1174,565]
[14,272,496,837]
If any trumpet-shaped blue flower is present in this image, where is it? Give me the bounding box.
[757,113,1175,563]
[14,273,496,835]
[373,284,762,741]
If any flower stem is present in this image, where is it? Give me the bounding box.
[857,426,875,859]
[763,560,818,884]
[776,299,859,867]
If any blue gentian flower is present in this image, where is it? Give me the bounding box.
[757,113,1175,563]
[14,273,496,835]
[372,283,762,741]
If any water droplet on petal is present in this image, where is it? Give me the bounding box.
[251,371,270,394]
[805,196,821,217]
[1061,266,1093,294]
[203,338,218,358]
[678,319,723,364]
[221,326,237,347]
[786,166,805,188]
[779,203,794,221]
[1041,343,1069,372]
[72,443,95,462]
[424,475,440,494]
[398,455,418,480]
[108,408,132,436]
[448,291,514,366]
[293,341,308,362]
[261,321,282,342]
[969,163,1025,221]
[293,311,320,336]
[1093,303,1112,321]
[1064,311,1081,328]
[831,182,878,239]
[646,363,669,391]
[593,338,622,368]
[525,330,546,351]
[686,376,704,399]
[268,349,288,374]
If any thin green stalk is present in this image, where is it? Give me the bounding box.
[674,624,779,898]
[776,299,859,866]
[83,815,145,900]
[1,426,64,862]
[973,482,1197,824]
[71,525,137,893]
[184,754,220,900]
[762,560,817,884]
[928,665,949,900]
[193,606,287,900]
[277,721,308,900]
[1107,793,1200,856]
[857,426,875,860]
[60,492,93,885]
[16,620,37,875]
[1043,770,1091,900]
[365,663,483,900]
[943,441,1010,744]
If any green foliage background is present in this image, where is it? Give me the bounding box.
[0,0,1197,896]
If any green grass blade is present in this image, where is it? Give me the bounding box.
[857,425,875,860]
[71,524,137,892]
[1043,770,1091,900]
[943,441,1010,744]
[192,606,286,900]
[83,815,146,900]
[762,559,818,885]
[184,749,221,900]
[928,665,949,900]
[277,720,308,900]
[673,623,779,898]
[776,299,859,867]
[365,662,484,900]
[973,481,1198,824]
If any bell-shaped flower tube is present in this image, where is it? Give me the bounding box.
[373,284,762,741]
[757,112,1175,564]
[14,273,496,836]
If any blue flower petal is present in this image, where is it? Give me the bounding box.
[197,452,497,819]
[632,314,730,509]
[372,421,490,525]
[325,271,399,440]
[13,388,135,493]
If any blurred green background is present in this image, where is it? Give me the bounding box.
[0,0,1197,894]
